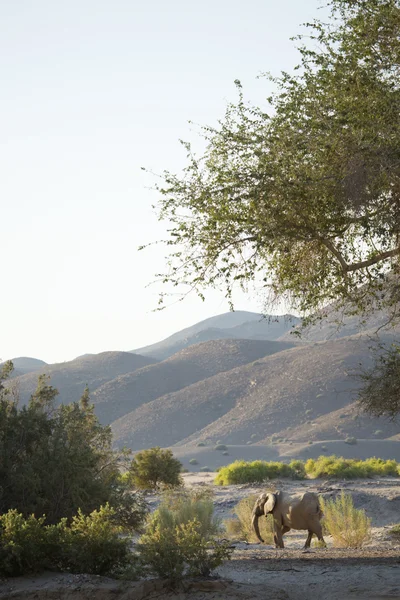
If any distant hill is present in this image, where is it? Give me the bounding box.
[279,304,399,342]
[7,351,157,406]
[1,357,47,378]
[110,334,398,450]
[132,311,299,360]
[92,338,295,424]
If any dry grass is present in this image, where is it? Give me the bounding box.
[321,492,371,548]
[224,495,275,544]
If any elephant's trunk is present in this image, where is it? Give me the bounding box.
[251,509,264,543]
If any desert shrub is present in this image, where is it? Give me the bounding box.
[189,458,198,465]
[197,442,206,446]
[215,459,306,485]
[389,524,400,537]
[0,505,134,577]
[225,495,274,544]
[138,490,232,581]
[0,375,128,523]
[373,430,384,437]
[214,444,228,451]
[305,456,399,479]
[222,451,229,456]
[0,511,48,576]
[128,447,183,489]
[345,437,357,445]
[200,466,212,472]
[321,492,371,548]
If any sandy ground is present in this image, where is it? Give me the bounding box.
[171,441,400,472]
[1,474,399,600]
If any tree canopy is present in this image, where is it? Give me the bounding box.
[149,0,400,324]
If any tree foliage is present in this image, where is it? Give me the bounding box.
[148,0,400,322]
[358,343,400,418]
[128,447,183,490]
[0,366,146,528]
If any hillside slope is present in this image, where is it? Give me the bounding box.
[7,351,157,406]
[132,312,299,359]
[110,335,397,449]
[93,338,294,424]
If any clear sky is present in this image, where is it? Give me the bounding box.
[1,0,323,364]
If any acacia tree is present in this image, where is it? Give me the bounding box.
[147,0,400,415]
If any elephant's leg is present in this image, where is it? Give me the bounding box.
[274,522,284,548]
[304,530,313,548]
[313,521,326,546]
[282,525,290,536]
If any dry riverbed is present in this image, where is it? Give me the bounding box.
[1,474,399,600]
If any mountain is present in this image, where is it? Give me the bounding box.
[92,338,295,424]
[132,312,299,360]
[1,357,48,378]
[6,351,157,406]
[111,334,396,450]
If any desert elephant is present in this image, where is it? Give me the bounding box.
[251,490,325,548]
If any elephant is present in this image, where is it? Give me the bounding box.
[251,490,325,548]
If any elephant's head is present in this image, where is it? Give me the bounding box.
[251,492,277,543]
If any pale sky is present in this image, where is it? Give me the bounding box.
[1,0,323,364]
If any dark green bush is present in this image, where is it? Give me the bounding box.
[214,444,228,451]
[0,505,134,577]
[0,369,135,524]
[189,458,199,465]
[128,447,183,490]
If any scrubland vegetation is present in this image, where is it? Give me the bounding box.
[215,457,399,485]
[321,492,372,548]
[224,495,275,544]
[215,460,306,485]
[138,489,232,581]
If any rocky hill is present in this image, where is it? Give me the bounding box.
[7,351,157,406]
[110,334,398,450]
[7,310,399,452]
[132,312,300,359]
[92,338,295,424]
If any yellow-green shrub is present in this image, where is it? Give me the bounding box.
[138,489,232,580]
[214,459,306,485]
[225,495,274,543]
[305,456,399,479]
[321,492,371,548]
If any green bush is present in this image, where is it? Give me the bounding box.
[214,444,228,451]
[225,495,274,544]
[197,442,206,447]
[389,523,400,538]
[138,490,232,581]
[305,456,399,479]
[128,447,183,490]
[321,492,371,548]
[214,459,306,485]
[0,505,134,577]
[345,437,357,445]
[0,374,129,523]
[189,458,199,465]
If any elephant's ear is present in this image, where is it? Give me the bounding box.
[264,493,277,514]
